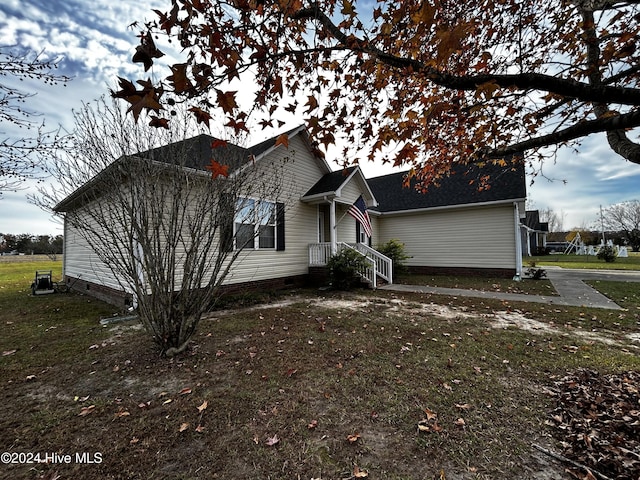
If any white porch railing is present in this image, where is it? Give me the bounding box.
[351,243,393,285]
[308,242,393,288]
[309,242,333,266]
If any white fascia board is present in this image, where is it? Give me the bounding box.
[335,166,379,207]
[244,126,332,176]
[374,197,527,217]
[300,192,337,203]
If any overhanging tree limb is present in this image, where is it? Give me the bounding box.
[293,4,640,106]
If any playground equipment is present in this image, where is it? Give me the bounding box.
[563,232,628,257]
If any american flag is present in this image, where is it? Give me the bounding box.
[348,195,372,237]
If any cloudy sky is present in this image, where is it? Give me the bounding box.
[1,0,639,235]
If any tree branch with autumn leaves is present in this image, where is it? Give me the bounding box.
[113,0,640,189]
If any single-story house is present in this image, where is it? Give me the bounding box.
[520,210,549,256]
[55,126,527,307]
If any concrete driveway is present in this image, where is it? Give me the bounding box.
[381,267,640,310]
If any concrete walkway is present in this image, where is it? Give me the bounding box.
[380,268,640,310]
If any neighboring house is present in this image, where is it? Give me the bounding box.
[55,126,527,307]
[520,210,549,256]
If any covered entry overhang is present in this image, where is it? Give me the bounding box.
[300,166,377,255]
[300,166,392,286]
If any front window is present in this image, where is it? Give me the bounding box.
[235,198,276,249]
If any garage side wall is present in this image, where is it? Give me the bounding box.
[377,204,517,276]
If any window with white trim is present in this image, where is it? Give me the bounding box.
[234,197,276,249]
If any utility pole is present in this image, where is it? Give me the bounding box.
[600,205,606,244]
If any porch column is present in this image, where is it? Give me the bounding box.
[513,202,523,281]
[329,199,337,254]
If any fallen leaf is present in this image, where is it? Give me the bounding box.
[454,418,466,427]
[25,374,37,381]
[2,350,17,356]
[347,433,361,443]
[79,405,96,416]
[266,434,279,446]
[114,409,130,418]
[353,465,369,478]
[179,387,192,395]
[418,419,443,433]
[455,403,472,411]
[307,419,318,430]
[179,422,189,432]
[162,398,173,405]
[130,437,139,444]
[424,408,437,420]
[195,424,205,433]
[197,401,208,413]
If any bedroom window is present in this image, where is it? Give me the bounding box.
[235,198,276,249]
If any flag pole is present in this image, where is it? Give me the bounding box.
[334,209,349,229]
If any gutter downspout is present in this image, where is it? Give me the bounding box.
[513,202,523,281]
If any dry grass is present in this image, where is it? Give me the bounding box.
[1,261,639,479]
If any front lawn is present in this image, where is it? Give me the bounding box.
[395,273,557,296]
[526,252,640,270]
[1,260,638,479]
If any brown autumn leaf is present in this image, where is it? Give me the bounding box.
[195,424,205,433]
[307,419,318,430]
[132,32,164,71]
[179,387,192,395]
[127,90,163,122]
[189,106,212,127]
[197,401,208,413]
[424,407,437,420]
[167,63,193,93]
[353,465,369,478]
[205,159,229,179]
[215,89,238,114]
[79,405,96,416]
[418,419,443,433]
[2,349,17,356]
[265,434,279,446]
[347,433,361,443]
[274,133,289,149]
[149,115,169,129]
[179,422,190,432]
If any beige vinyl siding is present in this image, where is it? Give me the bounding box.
[63,218,130,293]
[335,202,357,244]
[63,133,329,293]
[223,134,327,284]
[369,215,380,245]
[339,177,364,205]
[377,204,517,269]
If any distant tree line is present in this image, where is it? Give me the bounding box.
[0,233,63,255]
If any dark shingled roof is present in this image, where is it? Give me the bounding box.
[368,161,526,213]
[524,210,549,232]
[304,167,357,197]
[139,126,306,171]
[54,127,308,212]
[139,134,249,170]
